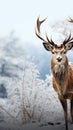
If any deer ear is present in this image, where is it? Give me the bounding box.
[43,42,53,51]
[65,42,73,51]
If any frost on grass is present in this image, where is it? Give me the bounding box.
[0,68,65,130]
[0,33,72,129]
[0,56,64,129]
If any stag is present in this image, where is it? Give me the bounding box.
[35,17,73,130]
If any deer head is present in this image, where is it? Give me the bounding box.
[35,17,73,53]
[35,17,73,79]
[35,17,73,130]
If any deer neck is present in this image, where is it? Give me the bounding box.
[52,64,68,80]
[51,60,68,91]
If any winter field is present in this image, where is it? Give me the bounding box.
[0,21,73,130]
[0,86,73,130]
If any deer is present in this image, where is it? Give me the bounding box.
[35,17,73,130]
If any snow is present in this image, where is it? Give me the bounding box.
[0,86,73,130]
[21,122,73,130]
[0,22,73,130]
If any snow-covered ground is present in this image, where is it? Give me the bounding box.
[20,122,73,130]
[0,122,73,130]
[0,87,73,130]
[0,29,73,130]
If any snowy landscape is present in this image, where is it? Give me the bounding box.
[0,20,73,130]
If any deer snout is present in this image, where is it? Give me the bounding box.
[57,57,62,62]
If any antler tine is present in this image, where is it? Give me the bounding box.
[67,17,73,23]
[37,17,47,33]
[35,17,55,47]
[35,17,48,43]
[46,33,55,45]
[63,33,73,45]
[46,33,50,42]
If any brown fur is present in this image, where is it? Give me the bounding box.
[35,17,73,130]
[52,64,73,99]
[50,46,73,130]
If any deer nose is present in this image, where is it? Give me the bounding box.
[57,57,62,62]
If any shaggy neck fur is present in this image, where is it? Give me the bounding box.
[51,60,68,96]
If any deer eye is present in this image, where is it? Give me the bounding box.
[52,51,55,54]
[52,51,58,54]
[62,50,66,54]
[63,51,66,54]
[60,50,66,54]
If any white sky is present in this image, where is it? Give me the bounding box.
[0,0,73,44]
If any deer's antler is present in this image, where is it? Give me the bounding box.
[35,17,55,46]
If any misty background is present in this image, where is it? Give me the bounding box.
[0,0,73,130]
